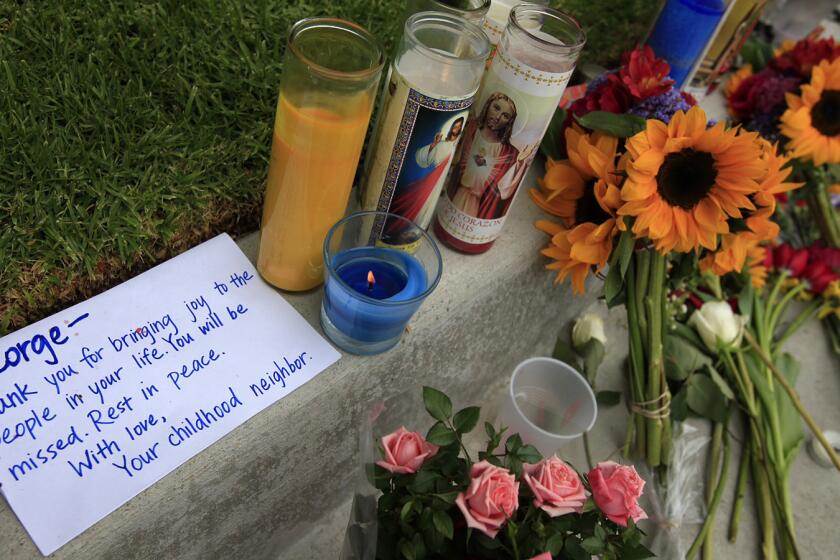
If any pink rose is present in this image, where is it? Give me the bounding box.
[455,461,519,538]
[528,553,553,560]
[522,455,586,517]
[376,426,439,475]
[588,461,648,527]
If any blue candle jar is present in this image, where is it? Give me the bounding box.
[320,211,443,355]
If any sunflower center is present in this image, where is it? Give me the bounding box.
[575,183,610,224]
[811,90,840,137]
[656,149,717,210]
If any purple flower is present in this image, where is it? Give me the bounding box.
[744,109,785,144]
[627,89,691,123]
[586,72,611,95]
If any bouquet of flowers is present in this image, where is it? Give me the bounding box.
[725,37,840,248]
[660,235,840,558]
[531,46,802,473]
[348,387,653,560]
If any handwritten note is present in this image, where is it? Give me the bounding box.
[0,234,341,555]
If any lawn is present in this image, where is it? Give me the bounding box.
[0,0,659,335]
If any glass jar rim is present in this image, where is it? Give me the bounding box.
[323,211,444,306]
[288,17,385,80]
[424,0,491,16]
[509,4,586,53]
[404,11,491,66]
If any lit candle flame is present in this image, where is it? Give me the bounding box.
[367,270,375,290]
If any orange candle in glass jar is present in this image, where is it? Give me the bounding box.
[256,17,383,292]
[258,94,372,291]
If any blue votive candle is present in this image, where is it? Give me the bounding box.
[320,212,442,355]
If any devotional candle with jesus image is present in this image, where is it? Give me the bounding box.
[360,12,489,247]
[257,18,384,292]
[435,5,585,254]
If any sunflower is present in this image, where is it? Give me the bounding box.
[780,57,840,165]
[532,127,625,293]
[618,106,765,254]
[529,126,621,226]
[700,232,768,287]
[745,139,803,241]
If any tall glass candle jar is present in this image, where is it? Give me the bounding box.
[403,0,491,26]
[360,13,489,247]
[483,0,549,54]
[257,18,384,292]
[434,4,584,254]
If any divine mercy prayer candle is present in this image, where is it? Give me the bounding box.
[434,5,585,254]
[257,18,383,292]
[360,12,489,247]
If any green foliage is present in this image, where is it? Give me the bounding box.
[574,112,647,138]
[0,0,405,334]
[540,107,568,161]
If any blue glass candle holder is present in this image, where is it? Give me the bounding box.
[646,0,725,87]
[320,211,443,355]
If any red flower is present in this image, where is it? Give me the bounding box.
[803,260,840,294]
[774,192,789,205]
[810,244,840,271]
[680,90,698,107]
[570,78,633,117]
[773,38,840,77]
[728,68,773,120]
[772,244,808,277]
[619,46,674,100]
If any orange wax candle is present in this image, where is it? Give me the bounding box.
[257,94,372,291]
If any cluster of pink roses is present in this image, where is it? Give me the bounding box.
[377,426,648,555]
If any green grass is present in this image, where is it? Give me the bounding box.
[0,0,656,335]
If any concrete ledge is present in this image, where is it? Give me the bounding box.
[0,164,598,559]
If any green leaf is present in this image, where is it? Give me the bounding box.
[553,336,582,371]
[707,364,735,400]
[565,537,590,560]
[774,353,805,469]
[412,532,426,559]
[484,421,496,440]
[547,533,564,555]
[670,386,690,421]
[613,228,635,279]
[423,386,452,422]
[737,281,754,318]
[604,263,625,308]
[453,406,481,434]
[594,523,607,541]
[505,433,523,454]
[540,106,568,160]
[596,390,622,406]
[664,334,711,381]
[575,111,646,138]
[517,444,543,464]
[409,470,440,493]
[432,510,454,540]
[581,339,606,384]
[401,500,415,522]
[432,492,459,505]
[740,36,774,71]
[400,539,415,560]
[686,373,729,423]
[581,536,606,554]
[618,543,656,560]
[426,422,458,446]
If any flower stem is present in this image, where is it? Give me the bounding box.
[685,420,730,560]
[702,421,724,560]
[774,299,822,352]
[625,255,647,459]
[766,282,807,341]
[583,432,594,471]
[644,250,666,467]
[809,175,840,248]
[728,434,750,543]
[744,330,840,471]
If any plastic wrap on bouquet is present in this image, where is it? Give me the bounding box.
[644,423,710,559]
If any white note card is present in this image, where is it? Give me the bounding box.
[0,234,341,555]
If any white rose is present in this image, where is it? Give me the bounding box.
[572,312,607,350]
[688,301,746,353]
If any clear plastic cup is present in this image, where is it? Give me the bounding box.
[496,357,597,455]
